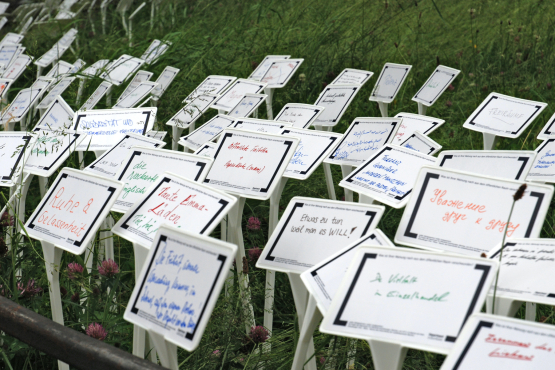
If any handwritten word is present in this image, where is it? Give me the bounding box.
[485,334,530,348]
[486,219,520,237]
[488,348,533,361]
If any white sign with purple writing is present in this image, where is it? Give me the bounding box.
[34,96,74,130]
[313,85,361,126]
[412,65,460,106]
[331,68,374,86]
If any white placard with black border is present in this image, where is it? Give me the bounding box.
[84,133,165,178]
[249,55,290,81]
[152,66,179,99]
[228,93,267,118]
[100,55,145,86]
[393,112,444,145]
[141,39,170,64]
[232,118,291,134]
[81,59,109,78]
[123,224,237,351]
[36,76,75,109]
[179,115,236,151]
[412,65,460,106]
[0,33,23,46]
[369,63,412,103]
[145,130,167,140]
[113,81,158,109]
[462,92,547,139]
[202,128,299,200]
[211,79,267,112]
[313,85,361,127]
[260,59,304,88]
[325,117,401,166]
[73,107,157,151]
[256,197,384,274]
[340,145,437,208]
[2,87,43,122]
[0,44,20,68]
[23,168,123,255]
[112,171,237,248]
[2,54,30,80]
[331,68,374,86]
[25,127,85,177]
[301,229,394,314]
[112,147,213,213]
[281,127,341,180]
[0,132,33,187]
[438,150,536,181]
[166,95,218,128]
[395,166,553,256]
[117,70,153,102]
[45,61,72,79]
[400,131,442,155]
[33,96,74,130]
[526,139,555,182]
[183,75,236,103]
[274,103,325,129]
[80,81,112,111]
[193,142,217,158]
[320,246,497,354]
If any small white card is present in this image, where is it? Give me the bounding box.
[369,63,412,103]
[211,79,267,111]
[395,166,553,256]
[84,133,165,178]
[113,81,157,109]
[141,39,170,64]
[112,147,212,213]
[320,247,497,353]
[194,142,218,158]
[183,75,236,103]
[393,112,444,145]
[37,76,75,109]
[340,145,437,208]
[101,55,145,86]
[166,95,218,128]
[2,87,43,122]
[412,65,460,106]
[400,131,442,155]
[123,225,236,351]
[228,93,267,118]
[249,55,290,81]
[179,115,236,151]
[274,103,324,128]
[232,118,291,134]
[2,54,31,80]
[313,85,361,126]
[117,70,153,102]
[81,59,109,78]
[202,128,299,200]
[331,68,373,86]
[527,139,555,182]
[463,93,547,138]
[325,118,401,166]
[0,132,33,186]
[34,96,74,130]
[24,168,123,255]
[281,127,341,180]
[152,66,179,98]
[438,150,536,181]
[80,81,112,111]
[112,172,236,248]
[261,59,304,88]
[256,197,384,274]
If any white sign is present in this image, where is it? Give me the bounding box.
[274,103,324,128]
[281,128,341,180]
[151,66,179,98]
[183,75,236,103]
[68,59,86,74]
[0,132,33,186]
[193,142,217,158]
[232,118,291,134]
[23,168,123,254]
[369,63,412,103]
[101,55,145,86]
[179,115,236,151]
[112,172,236,248]
[440,314,555,369]
[313,85,361,126]
[320,247,497,353]
[45,61,72,79]
[31,76,54,91]
[117,70,153,102]
[325,118,401,166]
[0,77,10,98]
[2,87,43,122]
[112,147,212,213]
[123,225,236,351]
[261,59,304,88]
[395,166,553,256]
[400,131,442,155]
[37,77,75,109]
[211,79,267,111]
[33,96,74,130]
[256,197,384,274]
[412,65,460,106]
[527,139,555,182]
[73,107,156,151]
[340,145,436,208]
[301,229,394,313]
[463,92,547,139]
[0,44,20,68]
[85,133,165,178]
[166,95,217,128]
[80,81,112,111]
[81,59,109,78]
[249,55,290,81]
[393,112,444,145]
[25,127,85,177]
[113,81,157,109]
[2,54,31,81]
[0,17,7,31]
[228,93,267,118]
[438,150,536,181]
[0,33,23,46]
[145,130,167,140]
[331,68,373,86]
[0,3,9,15]
[141,39,170,64]
[202,129,299,200]
[34,29,77,67]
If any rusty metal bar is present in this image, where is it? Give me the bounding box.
[0,296,163,370]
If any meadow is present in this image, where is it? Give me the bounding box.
[1,0,555,368]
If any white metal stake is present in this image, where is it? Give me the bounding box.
[368,340,408,370]
[486,296,522,317]
[291,296,323,370]
[288,273,317,370]
[483,132,498,150]
[101,0,110,34]
[377,101,389,117]
[38,176,48,198]
[76,79,85,107]
[340,165,354,202]
[132,242,150,358]
[359,194,374,204]
[417,102,427,116]
[525,302,536,321]
[313,125,336,200]
[264,87,274,119]
[106,89,112,106]
[146,330,178,370]
[171,126,184,150]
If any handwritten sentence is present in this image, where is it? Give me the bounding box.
[369,272,449,302]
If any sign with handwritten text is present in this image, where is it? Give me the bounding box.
[395,166,553,256]
[320,247,497,353]
[100,54,145,86]
[256,197,384,274]
[438,150,536,181]
[440,314,555,369]
[2,87,42,122]
[526,139,555,182]
[0,33,23,46]
[112,147,212,213]
[179,115,236,151]
[152,66,179,99]
[123,225,236,351]
[2,54,31,81]
[232,118,291,134]
[281,127,341,180]
[84,133,165,178]
[340,145,436,208]
[249,55,290,81]
[228,93,267,118]
[24,168,123,254]
[73,107,156,151]
[261,59,304,88]
[117,70,153,102]
[274,103,324,128]
[393,112,444,145]
[331,68,374,86]
[369,63,412,103]
[166,95,217,128]
[211,79,267,112]
[193,142,217,158]
[113,81,157,109]
[412,65,460,106]
[36,76,75,109]
[313,85,361,126]
[145,130,167,140]
[400,131,442,155]
[325,118,401,166]
[0,132,33,187]
[112,172,236,248]
[183,75,236,103]
[463,93,547,139]
[34,96,74,130]
[141,39,170,64]
[301,229,394,314]
[80,81,112,111]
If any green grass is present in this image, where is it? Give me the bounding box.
[2,0,555,369]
